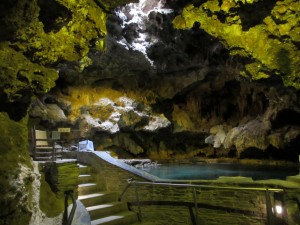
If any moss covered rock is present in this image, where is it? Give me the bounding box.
[39,162,79,217]
[0,113,33,225]
[100,0,138,10]
[0,0,114,223]
[0,43,58,101]
[8,0,107,67]
[173,0,300,89]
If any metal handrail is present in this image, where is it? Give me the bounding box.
[62,190,77,225]
[119,179,285,224]
[134,182,142,221]
[119,180,284,194]
[118,178,134,201]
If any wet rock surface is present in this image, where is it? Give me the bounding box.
[28,0,300,161]
[0,1,300,224]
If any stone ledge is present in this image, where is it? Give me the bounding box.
[286,174,300,184]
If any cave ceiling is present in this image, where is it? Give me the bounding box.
[0,0,299,160]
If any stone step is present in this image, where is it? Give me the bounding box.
[78,174,94,184]
[78,183,98,195]
[78,164,92,174]
[35,151,52,155]
[78,176,106,192]
[87,201,128,220]
[78,192,118,207]
[91,211,138,225]
[77,163,138,225]
[35,148,53,151]
[34,156,53,161]
[34,155,62,161]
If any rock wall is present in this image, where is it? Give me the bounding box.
[0,0,132,224]
[30,82,300,161]
[0,0,300,223]
[28,0,300,162]
[173,0,300,89]
[0,113,33,225]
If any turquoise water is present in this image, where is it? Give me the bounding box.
[140,163,299,180]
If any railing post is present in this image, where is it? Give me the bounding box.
[134,182,142,222]
[52,142,55,161]
[265,189,275,225]
[62,191,69,225]
[193,187,199,225]
[119,178,133,201]
[32,127,36,160]
[62,190,77,225]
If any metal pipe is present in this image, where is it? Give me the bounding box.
[62,191,77,225]
[119,179,285,225]
[52,142,55,161]
[129,181,284,192]
[193,187,199,225]
[67,191,77,225]
[118,178,133,201]
[134,182,142,221]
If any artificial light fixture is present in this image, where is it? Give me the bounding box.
[275,204,283,215]
[273,192,285,221]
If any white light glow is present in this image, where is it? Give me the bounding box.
[275,205,283,214]
[115,0,173,66]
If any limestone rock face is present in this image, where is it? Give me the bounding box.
[0,1,134,224]
[30,100,67,123]
[0,113,33,225]
[78,95,170,135]
[205,125,226,148]
[28,0,300,161]
[0,44,58,121]
[1,0,300,223]
[224,119,272,153]
[173,0,300,89]
[30,87,173,155]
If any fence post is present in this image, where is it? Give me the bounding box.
[193,187,199,225]
[52,142,55,161]
[134,182,142,221]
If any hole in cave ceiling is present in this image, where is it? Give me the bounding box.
[113,0,174,66]
[110,0,231,74]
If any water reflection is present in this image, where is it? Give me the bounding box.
[140,163,299,180]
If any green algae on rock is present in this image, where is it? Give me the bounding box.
[0,43,58,102]
[8,0,107,67]
[172,0,300,89]
[39,162,79,217]
[0,113,33,225]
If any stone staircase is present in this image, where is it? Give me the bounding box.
[77,164,139,225]
[34,148,63,161]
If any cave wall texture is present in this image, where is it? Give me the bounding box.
[0,0,300,224]
[0,0,128,224]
